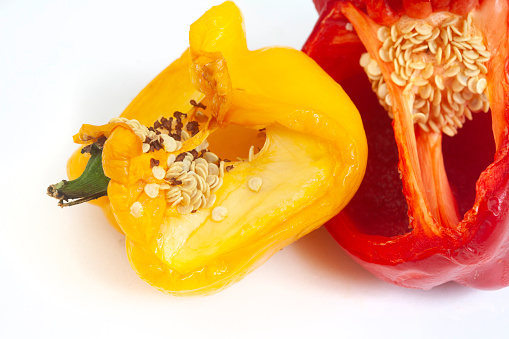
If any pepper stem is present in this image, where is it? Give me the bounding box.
[47,141,110,207]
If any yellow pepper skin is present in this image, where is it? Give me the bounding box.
[67,1,367,295]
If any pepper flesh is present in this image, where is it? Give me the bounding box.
[65,2,367,295]
[304,0,509,289]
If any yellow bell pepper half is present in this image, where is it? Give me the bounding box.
[63,1,367,295]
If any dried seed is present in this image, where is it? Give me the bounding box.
[440,29,449,46]
[432,88,442,106]
[379,48,391,62]
[208,163,219,176]
[428,27,440,41]
[442,16,459,27]
[477,62,488,74]
[444,44,451,60]
[206,174,218,188]
[464,107,473,120]
[152,166,166,180]
[248,177,263,192]
[478,50,491,58]
[170,196,183,208]
[469,44,486,52]
[476,78,487,94]
[452,79,465,93]
[389,46,395,61]
[385,94,392,107]
[468,96,483,111]
[412,113,427,124]
[428,120,440,133]
[203,151,219,164]
[450,25,462,36]
[367,60,382,77]
[410,37,423,45]
[401,22,417,34]
[436,47,443,64]
[482,100,490,113]
[453,46,462,62]
[394,35,404,48]
[456,72,469,86]
[453,92,466,105]
[377,83,388,99]
[454,35,471,43]
[418,83,432,99]
[205,194,217,209]
[413,78,429,86]
[422,63,434,79]
[409,61,426,70]
[452,115,463,128]
[444,64,460,77]
[248,146,255,162]
[431,103,441,117]
[401,41,414,50]
[416,32,433,41]
[219,161,225,178]
[383,37,393,51]
[130,202,143,218]
[360,53,371,68]
[435,75,445,90]
[464,68,481,77]
[391,25,398,42]
[418,122,430,132]
[211,178,223,193]
[391,72,406,86]
[442,125,456,137]
[212,206,228,222]
[403,82,413,94]
[398,53,405,67]
[144,183,160,198]
[446,26,453,41]
[428,40,437,54]
[177,204,194,215]
[159,183,171,190]
[463,60,477,70]
[195,165,207,179]
[463,50,479,60]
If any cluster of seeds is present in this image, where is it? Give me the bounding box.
[360,13,491,136]
[160,150,227,214]
[111,101,264,220]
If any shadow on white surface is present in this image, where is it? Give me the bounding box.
[290,226,474,299]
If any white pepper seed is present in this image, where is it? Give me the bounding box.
[212,206,228,222]
[144,183,160,198]
[248,177,263,192]
[130,202,143,218]
[152,166,166,180]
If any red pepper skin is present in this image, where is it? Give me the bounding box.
[303,0,509,289]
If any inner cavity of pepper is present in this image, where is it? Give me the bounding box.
[360,12,491,136]
[111,100,267,218]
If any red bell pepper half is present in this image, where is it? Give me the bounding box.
[303,0,509,289]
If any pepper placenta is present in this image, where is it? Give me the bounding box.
[304,0,509,289]
[48,1,367,295]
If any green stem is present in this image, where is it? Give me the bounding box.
[47,142,110,207]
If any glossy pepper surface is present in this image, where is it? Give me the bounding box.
[59,2,367,295]
[304,0,509,289]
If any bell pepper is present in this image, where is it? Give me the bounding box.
[303,0,509,290]
[48,1,367,295]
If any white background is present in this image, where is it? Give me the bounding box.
[1,0,508,338]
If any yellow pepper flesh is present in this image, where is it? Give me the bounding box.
[67,1,367,295]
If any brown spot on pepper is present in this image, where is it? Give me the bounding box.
[190,100,207,109]
[150,158,160,168]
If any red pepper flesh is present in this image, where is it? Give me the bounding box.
[304,0,509,289]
